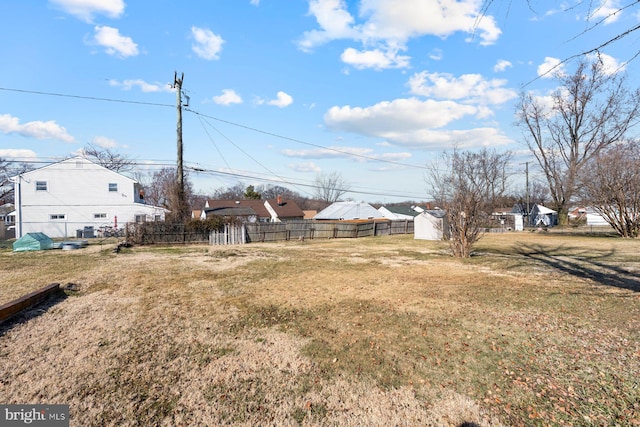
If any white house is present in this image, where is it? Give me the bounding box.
[10,156,167,239]
[414,210,449,240]
[314,201,383,221]
[529,204,558,227]
[378,205,423,220]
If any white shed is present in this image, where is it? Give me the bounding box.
[414,210,449,240]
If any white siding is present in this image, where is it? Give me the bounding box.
[13,157,166,238]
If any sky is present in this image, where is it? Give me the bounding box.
[1,0,639,204]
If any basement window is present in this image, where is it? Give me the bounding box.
[94,213,107,219]
[50,214,66,220]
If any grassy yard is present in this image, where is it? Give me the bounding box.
[0,232,638,426]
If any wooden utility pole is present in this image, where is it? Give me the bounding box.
[173,72,184,194]
[172,71,188,221]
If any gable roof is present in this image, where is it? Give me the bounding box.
[204,206,257,217]
[314,201,383,220]
[14,156,137,183]
[205,200,271,218]
[381,205,422,217]
[265,198,304,218]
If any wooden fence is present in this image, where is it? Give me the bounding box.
[244,219,414,243]
[127,219,414,246]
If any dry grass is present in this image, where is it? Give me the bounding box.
[1,233,639,426]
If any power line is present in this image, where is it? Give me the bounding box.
[0,86,174,108]
[184,108,429,171]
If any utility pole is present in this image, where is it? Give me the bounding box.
[525,161,530,226]
[173,72,184,195]
[171,71,188,221]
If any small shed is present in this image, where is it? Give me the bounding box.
[414,210,449,240]
[529,204,558,227]
[13,232,54,252]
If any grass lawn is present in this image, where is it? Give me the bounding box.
[0,232,639,426]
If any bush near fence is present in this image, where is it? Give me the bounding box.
[126,219,414,245]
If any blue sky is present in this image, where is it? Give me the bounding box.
[1,0,639,203]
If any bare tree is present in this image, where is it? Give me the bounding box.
[480,2,640,69]
[142,167,193,221]
[212,183,247,200]
[82,144,134,173]
[517,58,640,225]
[578,141,640,238]
[427,148,512,258]
[0,159,33,204]
[314,171,350,203]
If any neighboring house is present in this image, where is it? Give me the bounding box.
[569,206,609,226]
[314,201,384,221]
[378,205,423,220]
[491,207,524,231]
[10,156,167,239]
[0,203,14,226]
[303,210,317,220]
[414,209,449,240]
[264,196,304,222]
[201,198,304,223]
[529,204,558,227]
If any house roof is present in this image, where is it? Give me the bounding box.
[13,156,138,183]
[381,205,421,217]
[422,209,447,219]
[314,201,383,220]
[204,206,257,217]
[206,200,271,218]
[265,198,304,218]
[532,204,557,215]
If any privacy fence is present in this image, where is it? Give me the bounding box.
[126,219,414,246]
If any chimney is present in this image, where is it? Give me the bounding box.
[277,195,283,206]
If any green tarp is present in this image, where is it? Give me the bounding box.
[13,232,54,252]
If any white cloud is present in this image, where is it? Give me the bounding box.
[537,57,564,78]
[250,0,260,5]
[91,136,118,148]
[213,89,243,105]
[0,149,38,159]
[267,91,294,108]
[298,0,502,61]
[588,52,626,74]
[494,59,512,72]
[408,71,517,105]
[282,146,412,163]
[191,26,224,60]
[92,26,139,58]
[108,79,173,92]
[288,162,322,173]
[340,47,410,70]
[428,48,443,61]
[0,114,74,143]
[589,0,622,24]
[325,98,478,134]
[50,0,125,22]
[298,0,359,52]
[323,95,514,149]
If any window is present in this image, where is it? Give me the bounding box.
[135,215,146,223]
[36,181,47,191]
[108,183,118,192]
[154,215,161,222]
[50,214,66,220]
[94,213,107,219]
